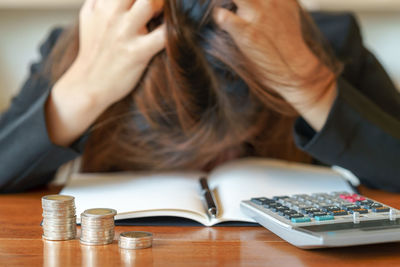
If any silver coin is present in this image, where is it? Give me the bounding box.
[81,216,114,222]
[43,232,76,237]
[81,234,114,239]
[81,225,114,230]
[42,205,74,210]
[42,215,75,219]
[42,195,74,202]
[42,202,74,208]
[80,227,114,232]
[118,231,153,250]
[43,217,76,222]
[82,208,117,218]
[81,219,114,224]
[43,227,76,233]
[42,225,76,229]
[43,221,77,227]
[81,230,113,235]
[80,239,114,246]
[81,231,114,237]
[42,204,75,208]
[43,208,75,214]
[43,229,76,234]
[81,239,114,244]
[43,233,76,241]
[81,224,114,229]
[81,226,114,230]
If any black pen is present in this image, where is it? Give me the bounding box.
[199,177,218,218]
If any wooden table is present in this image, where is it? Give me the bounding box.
[1,186,400,267]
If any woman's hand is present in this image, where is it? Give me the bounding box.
[214,0,337,131]
[46,0,165,147]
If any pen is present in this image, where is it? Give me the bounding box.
[199,177,218,218]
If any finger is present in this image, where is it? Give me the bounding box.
[127,0,164,32]
[95,0,133,13]
[214,8,248,38]
[231,0,254,10]
[142,24,166,56]
[232,0,255,17]
[232,0,265,22]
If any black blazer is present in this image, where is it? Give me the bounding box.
[1,13,399,193]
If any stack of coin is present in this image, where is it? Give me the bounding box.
[80,208,117,245]
[119,231,153,250]
[42,195,77,241]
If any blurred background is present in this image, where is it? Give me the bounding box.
[0,0,399,112]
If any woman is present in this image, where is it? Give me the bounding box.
[0,0,399,193]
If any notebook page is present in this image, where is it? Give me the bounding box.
[208,158,355,223]
[60,172,208,224]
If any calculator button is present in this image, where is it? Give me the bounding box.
[333,201,348,207]
[263,202,281,209]
[291,204,310,212]
[321,206,341,212]
[301,208,321,214]
[370,203,383,208]
[272,196,290,200]
[339,194,351,199]
[283,201,300,207]
[291,217,311,223]
[342,204,360,211]
[309,212,328,218]
[313,202,330,208]
[286,213,305,220]
[349,208,369,214]
[314,215,335,221]
[340,194,365,203]
[324,199,334,204]
[363,203,381,209]
[251,198,274,205]
[372,207,390,213]
[356,200,374,206]
[304,200,314,205]
[345,198,358,203]
[329,210,348,216]
[272,206,290,213]
[282,209,298,215]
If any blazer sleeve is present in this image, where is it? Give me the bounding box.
[294,13,400,192]
[0,28,85,193]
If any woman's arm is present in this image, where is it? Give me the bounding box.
[214,0,338,131]
[0,29,81,193]
[0,0,166,193]
[294,13,400,192]
[46,0,165,147]
[214,1,400,191]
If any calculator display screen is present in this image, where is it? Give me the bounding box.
[298,219,400,233]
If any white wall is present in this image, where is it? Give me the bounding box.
[0,9,399,112]
[355,11,400,89]
[0,9,77,111]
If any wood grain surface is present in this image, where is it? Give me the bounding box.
[0,186,399,267]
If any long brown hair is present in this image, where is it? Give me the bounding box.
[46,0,342,172]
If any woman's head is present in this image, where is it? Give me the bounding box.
[47,0,342,172]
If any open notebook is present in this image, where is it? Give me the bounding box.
[60,158,356,226]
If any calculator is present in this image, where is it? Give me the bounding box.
[240,192,400,249]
